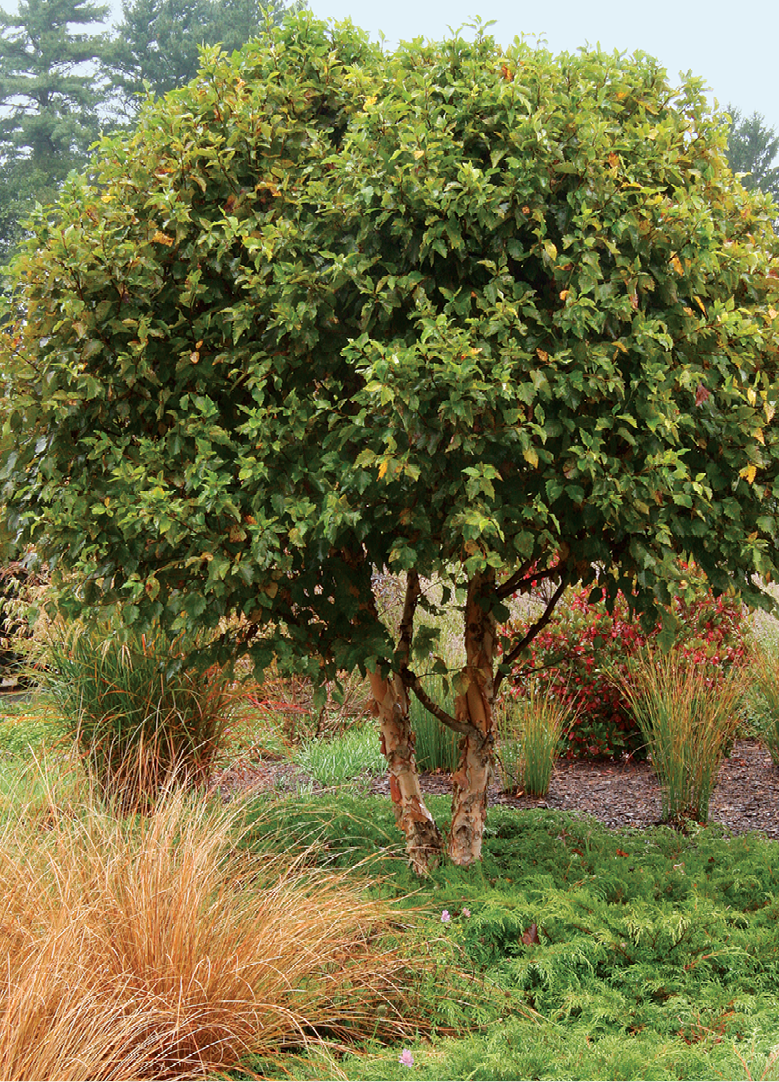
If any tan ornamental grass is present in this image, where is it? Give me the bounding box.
[616,649,745,827]
[745,641,779,766]
[0,787,423,1081]
[496,684,571,797]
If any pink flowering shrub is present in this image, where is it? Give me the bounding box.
[504,571,747,759]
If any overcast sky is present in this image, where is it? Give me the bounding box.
[309,0,779,136]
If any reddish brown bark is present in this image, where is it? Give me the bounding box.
[369,670,443,875]
[448,570,497,867]
[369,571,443,875]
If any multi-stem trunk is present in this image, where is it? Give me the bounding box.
[448,569,496,866]
[369,572,443,876]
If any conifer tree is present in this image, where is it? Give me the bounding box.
[726,105,779,202]
[108,0,302,113]
[0,0,111,260]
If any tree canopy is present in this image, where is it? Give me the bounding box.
[2,15,779,867]
[0,0,300,261]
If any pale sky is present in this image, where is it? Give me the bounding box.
[309,0,779,136]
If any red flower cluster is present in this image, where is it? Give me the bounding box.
[504,574,746,759]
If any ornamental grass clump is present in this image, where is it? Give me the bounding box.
[410,675,460,773]
[745,643,779,766]
[618,651,745,827]
[497,686,570,797]
[45,623,238,810]
[0,790,423,1081]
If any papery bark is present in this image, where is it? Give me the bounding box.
[369,570,442,875]
[369,670,443,875]
[448,569,496,867]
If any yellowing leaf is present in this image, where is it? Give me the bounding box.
[559,289,570,301]
[378,459,389,479]
[740,464,757,483]
[190,351,200,364]
[523,447,539,468]
[608,151,619,170]
[754,428,765,444]
[769,307,778,320]
[536,348,549,362]
[670,254,683,275]
[152,230,175,246]
[693,296,706,315]
[765,401,776,424]
[413,148,425,160]
[747,387,758,406]
[364,95,377,106]
[612,341,628,354]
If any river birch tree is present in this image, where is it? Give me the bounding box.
[2,15,779,871]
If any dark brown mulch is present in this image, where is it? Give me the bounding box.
[496,738,779,838]
[215,738,779,839]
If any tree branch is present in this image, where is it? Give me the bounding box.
[493,575,568,698]
[400,667,474,737]
[496,560,566,600]
[397,569,420,670]
[496,560,534,600]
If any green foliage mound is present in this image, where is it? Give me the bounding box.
[4,11,779,868]
[244,793,779,1080]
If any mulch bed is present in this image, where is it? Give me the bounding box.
[215,738,779,840]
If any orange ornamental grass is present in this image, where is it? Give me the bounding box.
[0,790,423,1081]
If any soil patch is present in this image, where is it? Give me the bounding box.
[216,739,779,839]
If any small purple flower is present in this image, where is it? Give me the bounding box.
[462,907,471,918]
[441,909,451,923]
[399,1049,414,1067]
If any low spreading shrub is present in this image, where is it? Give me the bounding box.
[239,794,779,1082]
[503,569,747,758]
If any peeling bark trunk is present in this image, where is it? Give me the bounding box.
[369,670,443,876]
[369,570,442,876]
[448,570,497,867]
